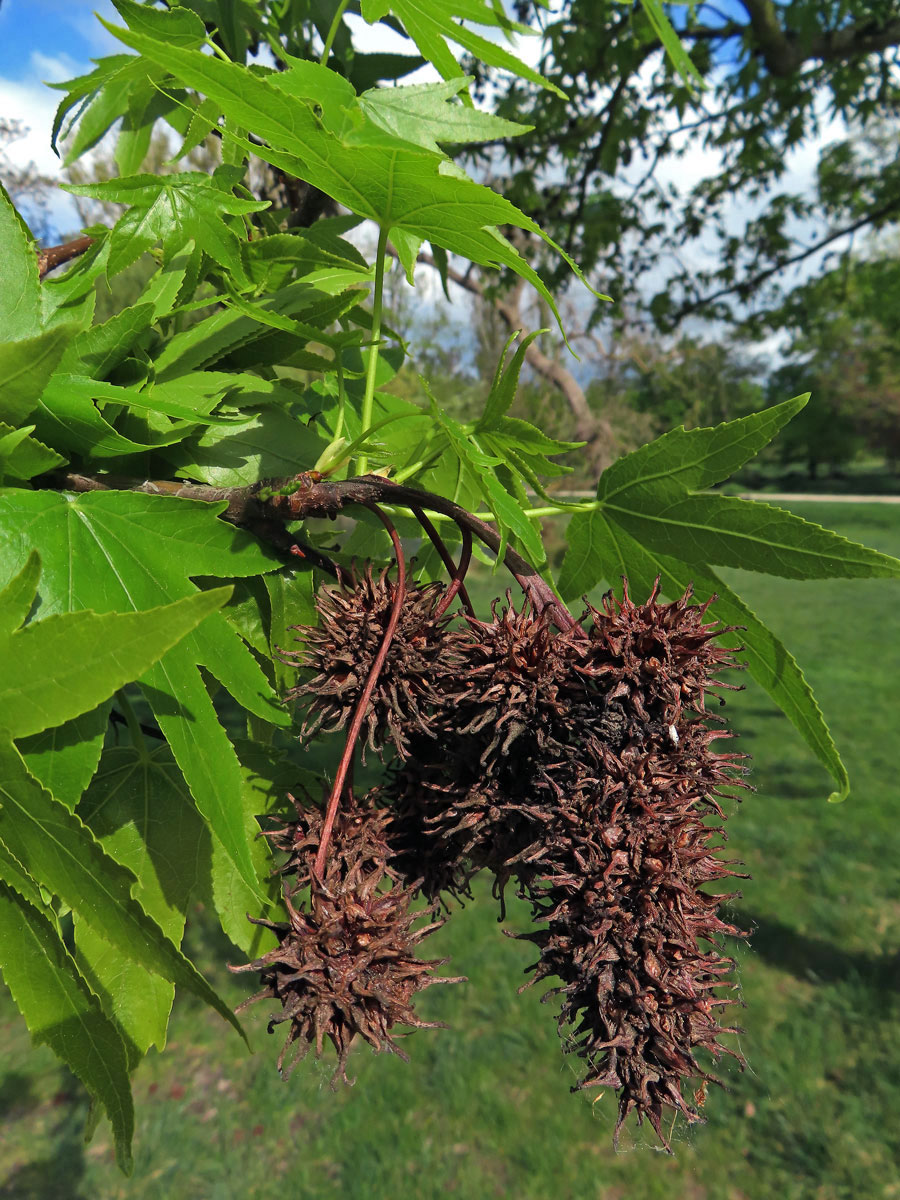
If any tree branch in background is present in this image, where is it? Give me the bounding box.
[673,195,900,323]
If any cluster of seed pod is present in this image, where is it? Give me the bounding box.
[236,564,749,1148]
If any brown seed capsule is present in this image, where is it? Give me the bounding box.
[514,582,750,1148]
[282,565,462,760]
[231,795,464,1082]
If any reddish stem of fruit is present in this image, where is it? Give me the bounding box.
[434,523,473,620]
[409,504,477,618]
[313,503,407,879]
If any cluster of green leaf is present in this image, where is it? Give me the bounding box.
[1,0,899,1176]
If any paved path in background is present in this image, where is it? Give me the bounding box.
[737,492,900,504]
[551,491,900,504]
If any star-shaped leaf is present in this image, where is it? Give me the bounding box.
[0,492,288,894]
[557,396,900,803]
[64,169,268,282]
[98,22,603,338]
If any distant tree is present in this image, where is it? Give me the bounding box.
[476,1,900,331]
[0,119,55,240]
[766,249,900,473]
[608,335,766,431]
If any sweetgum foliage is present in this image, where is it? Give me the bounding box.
[283,566,460,760]
[230,795,464,1082]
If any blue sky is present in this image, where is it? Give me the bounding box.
[0,2,125,232]
[0,0,119,80]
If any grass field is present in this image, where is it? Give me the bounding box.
[2,501,899,1200]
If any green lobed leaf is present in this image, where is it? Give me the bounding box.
[0,550,40,636]
[605,491,900,581]
[431,402,545,565]
[151,281,356,380]
[0,422,67,482]
[585,396,900,581]
[50,54,155,164]
[0,490,287,894]
[75,743,212,1059]
[0,738,244,1043]
[64,171,268,283]
[0,324,79,427]
[358,76,531,154]
[98,22,601,339]
[0,183,41,342]
[476,330,546,430]
[0,589,232,740]
[360,0,566,97]
[60,303,157,378]
[0,882,135,1173]
[19,703,112,812]
[30,380,205,460]
[167,406,329,486]
[596,395,810,500]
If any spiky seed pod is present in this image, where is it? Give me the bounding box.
[440,596,574,767]
[231,795,464,1082]
[513,583,750,1148]
[384,599,576,901]
[282,566,461,760]
[574,579,743,729]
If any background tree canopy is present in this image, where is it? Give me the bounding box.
[472,0,900,330]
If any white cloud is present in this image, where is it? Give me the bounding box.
[0,60,83,235]
[0,71,66,176]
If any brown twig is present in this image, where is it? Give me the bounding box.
[313,503,406,879]
[37,235,95,280]
[42,469,580,632]
[265,474,580,633]
[434,522,472,621]
[411,505,476,619]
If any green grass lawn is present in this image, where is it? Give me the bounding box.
[3,501,899,1200]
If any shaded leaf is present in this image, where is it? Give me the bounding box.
[0,489,286,894]
[0,182,40,341]
[0,422,67,482]
[0,739,244,1042]
[0,882,135,1173]
[76,743,212,1058]
[19,703,112,812]
[0,324,78,426]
